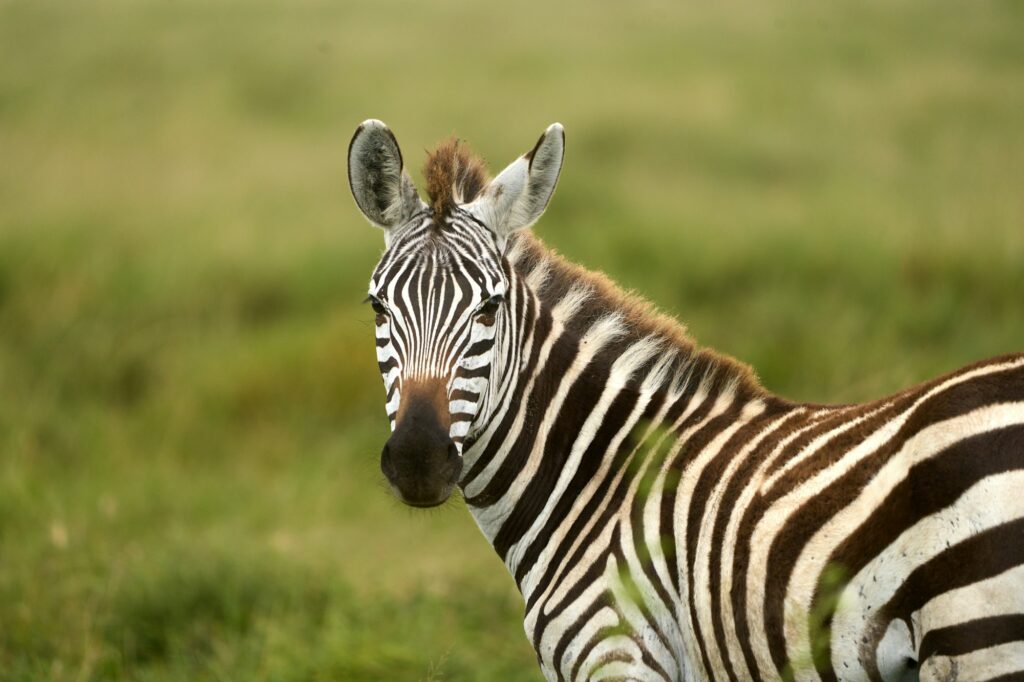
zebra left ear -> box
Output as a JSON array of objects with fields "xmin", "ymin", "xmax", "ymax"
[
  {"xmin": 467, "ymin": 123, "xmax": 564, "ymax": 238},
  {"xmin": 348, "ymin": 119, "xmax": 425, "ymax": 237}
]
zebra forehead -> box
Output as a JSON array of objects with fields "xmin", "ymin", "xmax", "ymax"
[
  {"xmin": 384, "ymin": 213, "xmax": 496, "ymax": 252},
  {"xmin": 372, "ymin": 245, "xmax": 501, "ymax": 293},
  {"xmin": 374, "ymin": 221, "xmax": 503, "ymax": 287}
]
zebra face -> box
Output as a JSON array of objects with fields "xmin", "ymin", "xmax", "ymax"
[
  {"xmin": 367, "ymin": 221, "xmax": 507, "ymax": 506},
  {"xmin": 348, "ymin": 119, "xmax": 564, "ymax": 507}
]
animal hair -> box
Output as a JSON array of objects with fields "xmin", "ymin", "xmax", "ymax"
[
  {"xmin": 510, "ymin": 232, "xmax": 765, "ymax": 401},
  {"xmin": 422, "ymin": 138, "xmax": 490, "ymax": 217}
]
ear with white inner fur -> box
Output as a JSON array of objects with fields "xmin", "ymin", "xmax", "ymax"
[
  {"xmin": 466, "ymin": 123, "xmax": 564, "ymax": 238},
  {"xmin": 348, "ymin": 119, "xmax": 425, "ymax": 234}
]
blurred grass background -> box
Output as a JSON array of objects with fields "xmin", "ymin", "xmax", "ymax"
[{"xmin": 0, "ymin": 0, "xmax": 1022, "ymax": 679}]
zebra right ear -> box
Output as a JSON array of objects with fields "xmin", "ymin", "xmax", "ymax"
[
  {"xmin": 348, "ymin": 119, "xmax": 425, "ymax": 235},
  {"xmin": 466, "ymin": 123, "xmax": 564, "ymax": 240}
]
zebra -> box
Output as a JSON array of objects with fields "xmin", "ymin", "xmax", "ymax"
[{"xmin": 347, "ymin": 119, "xmax": 1024, "ymax": 681}]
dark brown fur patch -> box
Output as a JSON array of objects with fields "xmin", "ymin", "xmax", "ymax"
[
  {"xmin": 396, "ymin": 378, "xmax": 452, "ymax": 429},
  {"xmin": 423, "ymin": 137, "xmax": 490, "ymax": 216}
]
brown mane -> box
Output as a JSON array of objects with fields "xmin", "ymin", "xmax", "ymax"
[
  {"xmin": 510, "ymin": 231, "xmax": 765, "ymax": 400},
  {"xmin": 422, "ymin": 137, "xmax": 490, "ymax": 217}
]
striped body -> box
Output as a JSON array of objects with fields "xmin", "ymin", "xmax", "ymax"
[
  {"xmin": 459, "ymin": 233, "xmax": 1024, "ymax": 681},
  {"xmin": 347, "ymin": 121, "xmax": 1024, "ymax": 680}
]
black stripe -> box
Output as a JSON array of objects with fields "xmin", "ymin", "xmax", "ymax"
[
  {"xmin": 465, "ymin": 322, "xmax": 579, "ymax": 509},
  {"xmin": 684, "ymin": 407, "xmax": 777, "ymax": 680},
  {"xmin": 454, "ymin": 364, "xmax": 491, "ymax": 381},
  {"xmin": 730, "ymin": 396, "xmax": 920, "ymax": 681},
  {"xmin": 450, "ymin": 389, "xmax": 480, "ymax": 403},
  {"xmin": 919, "ymin": 614, "xmax": 1024, "ymax": 664},
  {"xmin": 628, "ymin": 370, "xmax": 694, "ymax": 620},
  {"xmin": 531, "ymin": 384, "xmax": 673, "ymax": 644},
  {"xmin": 874, "ymin": 519, "xmax": 1024, "ymax": 665},
  {"xmin": 460, "ymin": 292, "xmax": 544, "ymax": 487},
  {"xmin": 516, "ymin": 388, "xmax": 650, "ymax": 594},
  {"xmin": 495, "ymin": 341, "xmax": 634, "ymax": 567},
  {"xmin": 463, "ymin": 339, "xmax": 495, "ymax": 358}
]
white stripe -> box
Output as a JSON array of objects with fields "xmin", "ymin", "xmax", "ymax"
[{"xmin": 920, "ymin": 563, "xmax": 1024, "ymax": 631}]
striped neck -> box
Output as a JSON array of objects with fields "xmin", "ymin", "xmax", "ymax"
[{"xmin": 459, "ymin": 233, "xmax": 770, "ymax": 594}]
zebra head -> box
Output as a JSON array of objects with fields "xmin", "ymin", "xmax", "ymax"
[{"xmin": 348, "ymin": 120, "xmax": 564, "ymax": 507}]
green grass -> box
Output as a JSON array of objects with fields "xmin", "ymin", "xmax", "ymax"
[{"xmin": 1, "ymin": 0, "xmax": 1022, "ymax": 679}]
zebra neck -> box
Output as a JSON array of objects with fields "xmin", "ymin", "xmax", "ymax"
[{"xmin": 460, "ymin": 232, "xmax": 773, "ymax": 597}]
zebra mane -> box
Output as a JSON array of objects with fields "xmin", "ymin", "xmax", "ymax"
[
  {"xmin": 422, "ymin": 137, "xmax": 490, "ymax": 217},
  {"xmin": 511, "ymin": 232, "xmax": 765, "ymax": 398}
]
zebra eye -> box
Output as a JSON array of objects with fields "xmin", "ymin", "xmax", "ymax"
[
  {"xmin": 475, "ymin": 294, "xmax": 504, "ymax": 323},
  {"xmin": 478, "ymin": 294, "xmax": 504, "ymax": 315},
  {"xmin": 365, "ymin": 295, "xmax": 387, "ymax": 317}
]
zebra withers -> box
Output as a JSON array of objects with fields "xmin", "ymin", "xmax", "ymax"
[{"xmin": 347, "ymin": 119, "xmax": 1024, "ymax": 681}]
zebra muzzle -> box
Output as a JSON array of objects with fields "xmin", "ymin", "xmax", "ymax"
[{"xmin": 381, "ymin": 388, "xmax": 463, "ymax": 508}]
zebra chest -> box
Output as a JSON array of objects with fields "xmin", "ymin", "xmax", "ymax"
[{"xmin": 521, "ymin": 551, "xmax": 690, "ymax": 682}]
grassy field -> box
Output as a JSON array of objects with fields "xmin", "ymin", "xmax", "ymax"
[{"xmin": 1, "ymin": 0, "xmax": 1022, "ymax": 679}]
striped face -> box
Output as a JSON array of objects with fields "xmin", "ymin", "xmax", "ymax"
[
  {"xmin": 348, "ymin": 119, "xmax": 564, "ymax": 507},
  {"xmin": 368, "ymin": 211, "xmax": 508, "ymax": 450}
]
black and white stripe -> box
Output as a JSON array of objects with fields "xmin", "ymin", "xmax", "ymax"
[
  {"xmin": 459, "ymin": 231, "xmax": 1024, "ymax": 680},
  {"xmin": 371, "ymin": 210, "xmax": 509, "ymax": 448}
]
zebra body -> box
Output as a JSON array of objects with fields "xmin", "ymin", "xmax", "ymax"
[{"xmin": 348, "ymin": 120, "xmax": 1024, "ymax": 681}]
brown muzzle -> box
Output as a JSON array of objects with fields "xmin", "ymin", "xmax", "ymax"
[{"xmin": 380, "ymin": 380, "xmax": 462, "ymax": 507}]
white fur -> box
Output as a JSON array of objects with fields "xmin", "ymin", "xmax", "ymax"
[{"xmin": 465, "ymin": 123, "xmax": 565, "ymax": 238}]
